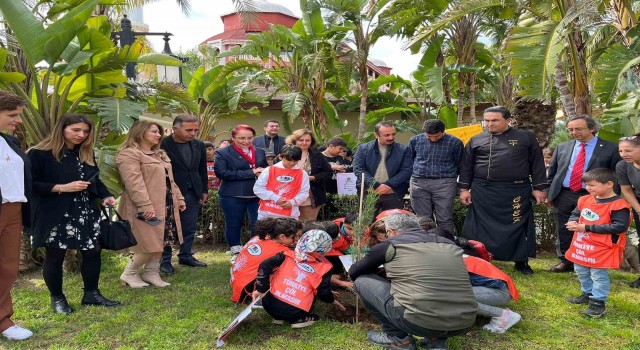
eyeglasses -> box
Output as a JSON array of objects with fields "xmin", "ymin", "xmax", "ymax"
[
  {"xmin": 567, "ymin": 127, "xmax": 587, "ymax": 132},
  {"xmin": 620, "ymin": 136, "xmax": 640, "ymax": 142},
  {"xmin": 235, "ymin": 136, "xmax": 254, "ymax": 141}
]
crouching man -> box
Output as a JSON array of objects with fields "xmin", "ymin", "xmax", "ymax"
[{"xmin": 348, "ymin": 214, "xmax": 477, "ymax": 350}]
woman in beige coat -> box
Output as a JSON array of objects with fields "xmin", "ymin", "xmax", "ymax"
[{"xmin": 116, "ymin": 120, "xmax": 186, "ymax": 288}]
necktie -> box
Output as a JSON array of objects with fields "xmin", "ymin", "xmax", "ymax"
[
  {"xmin": 569, "ymin": 143, "xmax": 586, "ymax": 191},
  {"xmin": 268, "ymin": 137, "xmax": 274, "ymax": 152}
]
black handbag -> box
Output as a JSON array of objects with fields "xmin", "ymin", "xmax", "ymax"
[{"xmin": 99, "ymin": 206, "xmax": 137, "ymax": 250}]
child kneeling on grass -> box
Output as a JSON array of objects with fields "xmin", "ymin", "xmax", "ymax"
[
  {"xmin": 253, "ymin": 145, "xmax": 309, "ymax": 220},
  {"xmin": 252, "ymin": 230, "xmax": 346, "ymax": 328},
  {"xmin": 565, "ymin": 168, "xmax": 631, "ymax": 318},
  {"xmin": 230, "ymin": 218, "xmax": 302, "ymax": 304}
]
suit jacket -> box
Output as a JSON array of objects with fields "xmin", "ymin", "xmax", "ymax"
[
  {"xmin": 28, "ymin": 148, "xmax": 112, "ymax": 247},
  {"xmin": 161, "ymin": 136, "xmax": 208, "ymax": 198},
  {"xmin": 214, "ymin": 145, "xmax": 268, "ymax": 197},
  {"xmin": 547, "ymin": 138, "xmax": 621, "ymax": 201},
  {"xmin": 253, "ymin": 134, "xmax": 286, "ymax": 156},
  {"xmin": 0, "ymin": 133, "xmax": 31, "ymax": 224}
]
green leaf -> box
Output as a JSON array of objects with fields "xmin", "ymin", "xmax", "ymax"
[
  {"xmin": 0, "ymin": 1, "xmax": 47, "ymax": 65},
  {"xmin": 593, "ymin": 43, "xmax": 640, "ymax": 105},
  {"xmin": 504, "ymin": 20, "xmax": 564, "ymax": 98},
  {"xmin": 87, "ymin": 97, "xmax": 148, "ymax": 132},
  {"xmin": 368, "ymin": 74, "xmax": 411, "ymax": 93},
  {"xmin": 282, "ymin": 92, "xmax": 308, "ymax": 121},
  {"xmin": 600, "ymin": 91, "xmax": 640, "ymax": 138},
  {"xmin": 43, "ymin": 0, "xmax": 100, "ymax": 65},
  {"xmin": 424, "ymin": 67, "xmax": 444, "ymax": 105},
  {"xmin": 0, "ymin": 72, "xmax": 27, "ymax": 83},
  {"xmin": 137, "ymin": 53, "xmax": 183, "ymax": 66},
  {"xmin": 438, "ymin": 105, "xmax": 457, "ymax": 129}
]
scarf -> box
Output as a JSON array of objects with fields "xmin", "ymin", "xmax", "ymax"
[
  {"xmin": 232, "ymin": 143, "xmax": 256, "ymax": 168},
  {"xmin": 294, "ymin": 229, "xmax": 333, "ymax": 262}
]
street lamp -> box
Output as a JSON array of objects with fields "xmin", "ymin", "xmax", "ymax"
[{"xmin": 111, "ymin": 15, "xmax": 187, "ymax": 85}]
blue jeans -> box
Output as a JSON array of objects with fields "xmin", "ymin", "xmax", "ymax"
[
  {"xmin": 162, "ymin": 191, "xmax": 200, "ymax": 264},
  {"xmin": 219, "ymin": 195, "xmax": 259, "ymax": 247},
  {"xmin": 574, "ymin": 264, "xmax": 610, "ymax": 302},
  {"xmin": 353, "ymin": 274, "xmax": 470, "ymax": 339}
]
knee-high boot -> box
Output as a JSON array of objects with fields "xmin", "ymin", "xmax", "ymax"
[
  {"xmin": 119, "ymin": 253, "xmax": 150, "ymax": 288},
  {"xmin": 141, "ymin": 253, "xmax": 171, "ymax": 287}
]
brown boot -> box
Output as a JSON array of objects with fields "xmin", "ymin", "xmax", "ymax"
[
  {"xmin": 119, "ymin": 254, "xmax": 150, "ymax": 288},
  {"xmin": 141, "ymin": 253, "xmax": 171, "ymax": 287}
]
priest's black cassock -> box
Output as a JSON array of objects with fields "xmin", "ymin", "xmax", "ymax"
[{"xmin": 458, "ymin": 127, "xmax": 548, "ymax": 262}]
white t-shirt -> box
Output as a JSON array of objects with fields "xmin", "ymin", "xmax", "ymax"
[{"xmin": 0, "ymin": 136, "xmax": 27, "ymax": 203}]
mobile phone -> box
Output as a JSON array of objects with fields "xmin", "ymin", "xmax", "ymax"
[
  {"xmin": 85, "ymin": 172, "xmax": 99, "ymax": 183},
  {"xmin": 136, "ymin": 213, "xmax": 162, "ymax": 226}
]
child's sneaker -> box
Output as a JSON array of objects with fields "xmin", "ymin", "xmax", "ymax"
[
  {"xmin": 582, "ymin": 298, "xmax": 606, "ymax": 318},
  {"xmin": 271, "ymin": 318, "xmax": 284, "ymax": 325},
  {"xmin": 482, "ymin": 309, "xmax": 521, "ymax": 334},
  {"xmin": 567, "ymin": 292, "xmax": 592, "ymax": 304},
  {"xmin": 367, "ymin": 331, "xmax": 417, "ymax": 349},
  {"xmin": 291, "ymin": 314, "xmax": 320, "ymax": 329},
  {"xmin": 251, "ymin": 298, "xmax": 263, "ymax": 309}
]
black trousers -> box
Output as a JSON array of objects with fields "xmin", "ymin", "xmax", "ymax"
[
  {"xmin": 375, "ymin": 193, "xmax": 405, "ymax": 215},
  {"xmin": 261, "ymin": 293, "xmax": 315, "ymax": 322},
  {"xmin": 552, "ymin": 188, "xmax": 587, "ymax": 262},
  {"xmin": 43, "ymin": 247, "xmax": 101, "ymax": 296}
]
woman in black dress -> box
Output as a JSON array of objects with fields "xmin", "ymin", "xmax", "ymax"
[{"xmin": 29, "ymin": 114, "xmax": 119, "ymax": 314}]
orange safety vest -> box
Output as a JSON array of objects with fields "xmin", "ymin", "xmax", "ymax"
[
  {"xmin": 270, "ymin": 250, "xmax": 333, "ymax": 312},
  {"xmin": 565, "ymin": 195, "xmax": 630, "ymax": 269},
  {"xmin": 230, "ymin": 236, "xmax": 289, "ymax": 302},
  {"xmin": 258, "ymin": 166, "xmax": 304, "ymax": 217},
  {"xmin": 463, "ymin": 255, "xmax": 519, "ymax": 301},
  {"xmin": 326, "ymin": 218, "xmax": 354, "ymax": 257}
]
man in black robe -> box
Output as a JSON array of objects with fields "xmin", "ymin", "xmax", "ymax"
[{"xmin": 458, "ymin": 106, "xmax": 548, "ymax": 274}]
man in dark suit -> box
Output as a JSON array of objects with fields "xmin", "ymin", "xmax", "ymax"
[
  {"xmin": 160, "ymin": 115, "xmax": 209, "ymax": 273},
  {"xmin": 547, "ymin": 115, "xmax": 621, "ymax": 272},
  {"xmin": 252, "ymin": 119, "xmax": 286, "ymax": 157}
]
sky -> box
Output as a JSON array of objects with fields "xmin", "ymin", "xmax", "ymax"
[{"xmin": 141, "ymin": 0, "xmax": 421, "ymax": 79}]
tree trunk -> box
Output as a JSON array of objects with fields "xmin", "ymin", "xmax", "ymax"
[
  {"xmin": 469, "ymin": 73, "xmax": 477, "ymax": 122},
  {"xmin": 457, "ymin": 75, "xmax": 466, "ymax": 125},
  {"xmin": 571, "ymin": 31, "xmax": 591, "ymax": 116},
  {"xmin": 554, "ymin": 60, "xmax": 576, "ymax": 119},
  {"xmin": 513, "ymin": 98, "xmax": 557, "ymax": 148}
]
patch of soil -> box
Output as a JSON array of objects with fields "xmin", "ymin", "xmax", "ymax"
[{"xmin": 325, "ymin": 287, "xmax": 377, "ymax": 326}]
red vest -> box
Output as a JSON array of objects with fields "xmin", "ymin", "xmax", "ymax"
[
  {"xmin": 259, "ymin": 166, "xmax": 304, "ymax": 217},
  {"xmin": 463, "ymin": 255, "xmax": 519, "ymax": 301},
  {"xmin": 326, "ymin": 218, "xmax": 354, "ymax": 257},
  {"xmin": 270, "ymin": 250, "xmax": 333, "ymax": 311},
  {"xmin": 230, "ymin": 236, "xmax": 288, "ymax": 302},
  {"xmin": 565, "ymin": 195, "xmax": 630, "ymax": 269}
]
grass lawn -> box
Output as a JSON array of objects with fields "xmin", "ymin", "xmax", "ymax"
[{"xmin": 2, "ymin": 245, "xmax": 640, "ymax": 350}]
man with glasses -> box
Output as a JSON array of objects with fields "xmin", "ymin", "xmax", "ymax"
[{"xmin": 547, "ymin": 115, "xmax": 621, "ymax": 272}]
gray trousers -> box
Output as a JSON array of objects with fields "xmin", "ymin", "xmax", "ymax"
[
  {"xmin": 472, "ymin": 286, "xmax": 511, "ymax": 317},
  {"xmin": 410, "ymin": 177, "xmax": 457, "ymax": 234},
  {"xmin": 354, "ymin": 274, "xmax": 470, "ymax": 339}
]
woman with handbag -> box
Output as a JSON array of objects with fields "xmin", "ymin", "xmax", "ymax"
[
  {"xmin": 116, "ymin": 120, "xmax": 185, "ymax": 288},
  {"xmin": 28, "ymin": 113, "xmax": 119, "ymax": 315}
]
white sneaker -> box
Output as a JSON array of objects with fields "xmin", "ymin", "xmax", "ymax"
[
  {"xmin": 483, "ymin": 309, "xmax": 521, "ymax": 334},
  {"xmin": 2, "ymin": 325, "xmax": 33, "ymax": 340}
]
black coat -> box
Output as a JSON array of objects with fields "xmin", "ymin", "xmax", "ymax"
[
  {"xmin": 161, "ymin": 136, "xmax": 208, "ymax": 199},
  {"xmin": 306, "ymin": 149, "xmax": 333, "ymax": 207},
  {"xmin": 214, "ymin": 146, "xmax": 268, "ymax": 197},
  {"xmin": 253, "ymin": 134, "xmax": 286, "ymax": 156},
  {"xmin": 28, "ymin": 149, "xmax": 111, "ymax": 248},
  {"xmin": 0, "ymin": 133, "xmax": 31, "ymax": 225}
]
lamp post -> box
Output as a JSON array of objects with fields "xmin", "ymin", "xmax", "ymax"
[
  {"xmin": 111, "ymin": 15, "xmax": 187, "ymax": 84},
  {"xmin": 157, "ymin": 34, "xmax": 189, "ymax": 85}
]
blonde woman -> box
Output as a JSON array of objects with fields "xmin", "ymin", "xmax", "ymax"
[
  {"xmin": 285, "ymin": 129, "xmax": 332, "ymax": 221},
  {"xmin": 29, "ymin": 114, "xmax": 119, "ymax": 314},
  {"xmin": 116, "ymin": 120, "xmax": 185, "ymax": 288}
]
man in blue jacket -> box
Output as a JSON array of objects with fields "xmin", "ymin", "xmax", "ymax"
[{"xmin": 353, "ymin": 121, "xmax": 413, "ymax": 213}]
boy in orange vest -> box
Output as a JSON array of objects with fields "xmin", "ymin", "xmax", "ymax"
[
  {"xmin": 253, "ymin": 145, "xmax": 310, "ymax": 220},
  {"xmin": 565, "ymin": 168, "xmax": 631, "ymax": 317},
  {"xmin": 252, "ymin": 230, "xmax": 346, "ymax": 328}
]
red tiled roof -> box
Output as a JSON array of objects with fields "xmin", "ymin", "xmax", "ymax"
[{"xmin": 201, "ymin": 29, "xmax": 248, "ymax": 44}]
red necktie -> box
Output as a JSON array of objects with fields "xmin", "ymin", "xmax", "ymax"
[{"xmin": 569, "ymin": 143, "xmax": 586, "ymax": 191}]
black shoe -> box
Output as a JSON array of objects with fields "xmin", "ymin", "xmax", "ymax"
[
  {"xmin": 291, "ymin": 314, "xmax": 320, "ymax": 329},
  {"xmin": 514, "ymin": 261, "xmax": 534, "ymax": 275},
  {"xmin": 51, "ymin": 295, "xmax": 74, "ymax": 315},
  {"xmin": 630, "ymin": 277, "xmax": 640, "ymax": 288},
  {"xmin": 81, "ymin": 289, "xmax": 121, "ymax": 307},
  {"xmin": 178, "ymin": 258, "xmax": 207, "ymax": 268},
  {"xmin": 550, "ymin": 261, "xmax": 574, "ymax": 273},
  {"xmin": 582, "ymin": 298, "xmax": 606, "ymax": 318},
  {"xmin": 160, "ymin": 262, "xmax": 175, "ymax": 274},
  {"xmin": 567, "ymin": 292, "xmax": 592, "ymax": 304}
]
